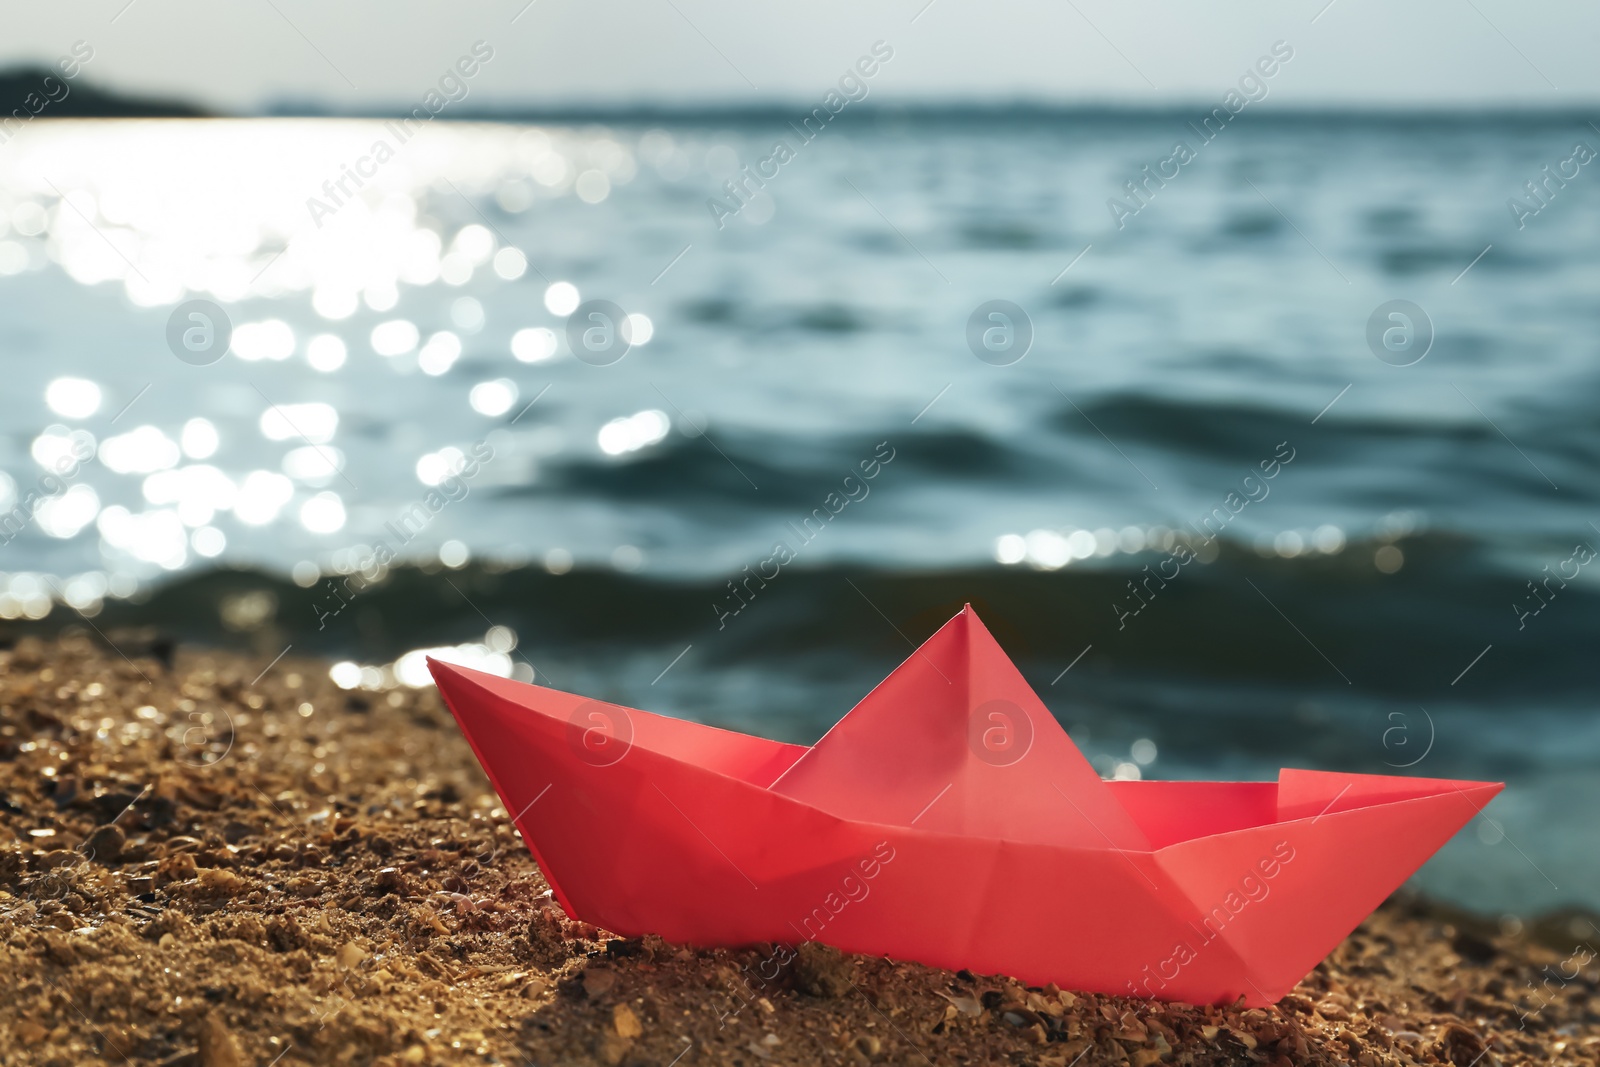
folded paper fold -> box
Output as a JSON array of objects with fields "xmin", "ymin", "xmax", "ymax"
[
  {"xmin": 769, "ymin": 606, "xmax": 1149, "ymax": 849},
  {"xmin": 428, "ymin": 606, "xmax": 1500, "ymax": 1005}
]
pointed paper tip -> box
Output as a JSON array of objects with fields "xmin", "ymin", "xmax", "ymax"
[
  {"xmin": 426, "ymin": 657, "xmax": 486, "ymax": 691},
  {"xmin": 1467, "ymin": 780, "xmax": 1507, "ymax": 808},
  {"xmin": 954, "ymin": 602, "xmax": 996, "ymax": 640}
]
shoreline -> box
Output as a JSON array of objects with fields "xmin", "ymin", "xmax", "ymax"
[{"xmin": 1, "ymin": 635, "xmax": 1596, "ymax": 1066}]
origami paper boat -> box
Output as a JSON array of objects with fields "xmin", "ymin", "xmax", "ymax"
[{"xmin": 428, "ymin": 606, "xmax": 1500, "ymax": 1006}]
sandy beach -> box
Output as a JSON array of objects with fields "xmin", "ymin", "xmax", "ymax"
[{"xmin": 1, "ymin": 634, "xmax": 1596, "ymax": 1066}]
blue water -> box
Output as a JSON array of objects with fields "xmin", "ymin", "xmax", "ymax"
[{"xmin": 1, "ymin": 111, "xmax": 1597, "ymax": 918}]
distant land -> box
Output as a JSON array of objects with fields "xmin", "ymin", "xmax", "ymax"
[{"xmin": 0, "ymin": 66, "xmax": 207, "ymax": 118}]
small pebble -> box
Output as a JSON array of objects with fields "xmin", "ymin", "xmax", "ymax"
[
  {"xmin": 583, "ymin": 964, "xmax": 618, "ymax": 999},
  {"xmin": 612, "ymin": 1003, "xmax": 642, "ymax": 1039},
  {"xmin": 82, "ymin": 824, "xmax": 125, "ymax": 865},
  {"xmin": 197, "ymin": 1012, "xmax": 244, "ymax": 1067}
]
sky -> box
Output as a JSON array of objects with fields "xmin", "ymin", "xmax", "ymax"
[{"xmin": 3, "ymin": 0, "xmax": 1596, "ymax": 112}]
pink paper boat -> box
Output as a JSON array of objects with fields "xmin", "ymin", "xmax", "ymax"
[{"xmin": 428, "ymin": 606, "xmax": 1500, "ymax": 1005}]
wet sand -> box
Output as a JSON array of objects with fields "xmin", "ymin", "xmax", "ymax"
[{"xmin": 1, "ymin": 634, "xmax": 1596, "ymax": 1066}]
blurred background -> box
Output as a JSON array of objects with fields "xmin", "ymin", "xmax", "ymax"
[{"xmin": 2, "ymin": 0, "xmax": 1598, "ymax": 922}]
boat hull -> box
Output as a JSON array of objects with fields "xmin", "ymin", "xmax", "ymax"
[{"xmin": 430, "ymin": 660, "xmax": 1501, "ymax": 1006}]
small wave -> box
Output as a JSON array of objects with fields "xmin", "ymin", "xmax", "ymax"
[
  {"xmin": 958, "ymin": 220, "xmax": 1047, "ymax": 249},
  {"xmin": 1219, "ymin": 211, "xmax": 1282, "ymax": 238},
  {"xmin": 530, "ymin": 426, "xmax": 1056, "ymax": 508},
  {"xmin": 790, "ymin": 304, "xmax": 868, "ymax": 333},
  {"xmin": 14, "ymin": 532, "xmax": 1598, "ymax": 702}
]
